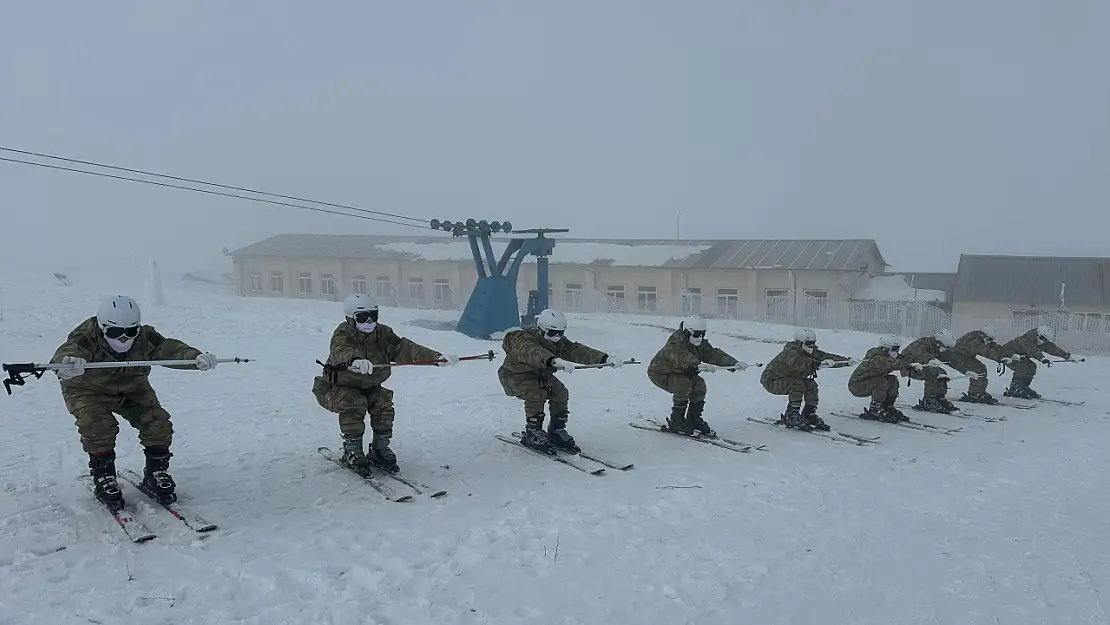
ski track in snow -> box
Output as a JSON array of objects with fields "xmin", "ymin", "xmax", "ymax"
[{"xmin": 2, "ymin": 269, "xmax": 1110, "ymax": 624}]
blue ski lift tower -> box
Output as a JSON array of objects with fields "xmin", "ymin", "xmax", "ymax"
[{"xmin": 429, "ymin": 219, "xmax": 569, "ymax": 339}]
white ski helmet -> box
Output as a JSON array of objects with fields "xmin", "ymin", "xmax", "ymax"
[
  {"xmin": 536, "ymin": 309, "xmax": 568, "ymax": 341},
  {"xmin": 794, "ymin": 327, "xmax": 817, "ymax": 343},
  {"xmin": 680, "ymin": 315, "xmax": 708, "ymax": 345},
  {"xmin": 981, "ymin": 324, "xmax": 998, "ymax": 342},
  {"xmin": 97, "ymin": 295, "xmax": 141, "ymax": 329},
  {"xmin": 1036, "ymin": 325, "xmax": 1055, "ymax": 343},
  {"xmin": 878, "ymin": 334, "xmax": 901, "ymax": 349},
  {"xmin": 935, "ymin": 328, "xmax": 956, "ymax": 348},
  {"xmin": 343, "ymin": 293, "xmax": 379, "ymax": 319}
]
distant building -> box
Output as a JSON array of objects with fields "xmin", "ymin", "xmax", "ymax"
[
  {"xmin": 952, "ymin": 254, "xmax": 1110, "ymax": 333},
  {"xmin": 228, "ymin": 234, "xmax": 889, "ymax": 319}
]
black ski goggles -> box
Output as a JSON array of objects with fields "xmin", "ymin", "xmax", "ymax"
[
  {"xmin": 800, "ymin": 340, "xmax": 816, "ymax": 349},
  {"xmin": 104, "ymin": 325, "xmax": 139, "ymax": 340},
  {"xmin": 687, "ymin": 330, "xmax": 706, "ymax": 339},
  {"xmin": 543, "ymin": 328, "xmax": 565, "ymax": 338},
  {"xmin": 352, "ymin": 310, "xmax": 379, "ymax": 324}
]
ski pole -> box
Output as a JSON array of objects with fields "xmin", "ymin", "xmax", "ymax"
[
  {"xmin": 3, "ymin": 358, "xmax": 254, "ymax": 395},
  {"xmin": 337, "ymin": 350, "xmax": 497, "ymax": 372},
  {"xmin": 573, "ymin": 358, "xmax": 642, "ymax": 370}
]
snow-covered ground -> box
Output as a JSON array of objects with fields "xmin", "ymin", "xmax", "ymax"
[{"xmin": 2, "ymin": 268, "xmax": 1109, "ymax": 624}]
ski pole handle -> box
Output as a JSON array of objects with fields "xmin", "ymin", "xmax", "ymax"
[{"xmin": 720, "ymin": 362, "xmax": 763, "ymax": 372}]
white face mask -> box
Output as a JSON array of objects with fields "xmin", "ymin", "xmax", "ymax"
[
  {"xmin": 356, "ymin": 322, "xmax": 377, "ymax": 334},
  {"xmin": 543, "ymin": 333, "xmax": 563, "ymax": 343},
  {"xmin": 801, "ymin": 343, "xmax": 815, "ymax": 354},
  {"xmin": 106, "ymin": 336, "xmax": 135, "ymax": 353},
  {"xmin": 689, "ymin": 336, "xmax": 704, "ymax": 347},
  {"xmin": 888, "ymin": 348, "xmax": 899, "ymax": 357}
]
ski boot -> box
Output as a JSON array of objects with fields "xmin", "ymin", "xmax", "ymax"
[
  {"xmin": 547, "ymin": 413, "xmax": 580, "ymax": 453},
  {"xmin": 860, "ymin": 405, "xmax": 900, "ymax": 424},
  {"xmin": 521, "ymin": 414, "xmax": 557, "ymax": 455},
  {"xmin": 960, "ymin": 391, "xmax": 998, "ymax": 405},
  {"xmin": 780, "ymin": 405, "xmax": 809, "ymax": 430},
  {"xmin": 936, "ymin": 396, "xmax": 958, "ymax": 413},
  {"xmin": 369, "ymin": 434, "xmax": 399, "ymax": 473},
  {"xmin": 686, "ymin": 400, "xmax": 716, "ymax": 438},
  {"xmin": 89, "ymin": 450, "xmax": 124, "ymax": 510},
  {"xmin": 916, "ymin": 396, "xmax": 950, "ymax": 414},
  {"xmin": 883, "ymin": 400, "xmax": 909, "ymax": 422},
  {"xmin": 141, "ymin": 446, "xmax": 177, "ymax": 505},
  {"xmin": 341, "ymin": 436, "xmax": 372, "ymax": 476},
  {"xmin": 801, "ymin": 404, "xmax": 830, "ymax": 431},
  {"xmin": 1004, "ymin": 383, "xmax": 1040, "ymax": 400},
  {"xmin": 663, "ymin": 401, "xmax": 695, "ymax": 436}
]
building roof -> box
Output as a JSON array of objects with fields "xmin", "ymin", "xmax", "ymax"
[
  {"xmin": 953, "ymin": 254, "xmax": 1110, "ymax": 308},
  {"xmin": 230, "ymin": 234, "xmax": 888, "ymax": 272},
  {"xmin": 854, "ymin": 275, "xmax": 947, "ymax": 302},
  {"xmin": 882, "ymin": 272, "xmax": 957, "ymax": 294}
]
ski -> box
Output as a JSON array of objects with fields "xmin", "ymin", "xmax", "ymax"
[
  {"xmin": 81, "ymin": 477, "xmax": 156, "ymax": 543},
  {"xmin": 116, "ymin": 469, "xmax": 218, "ymax": 532},
  {"xmin": 746, "ymin": 417, "xmax": 871, "ymax": 446},
  {"xmin": 629, "ymin": 420, "xmax": 752, "ymax": 452},
  {"xmin": 371, "ymin": 467, "xmax": 448, "ymax": 498},
  {"xmin": 577, "ymin": 450, "xmax": 635, "ymax": 471},
  {"xmin": 640, "ymin": 418, "xmax": 760, "ymax": 451},
  {"xmin": 495, "ymin": 434, "xmax": 606, "ymax": 475},
  {"xmin": 1033, "ymin": 397, "xmax": 1085, "ymax": 407},
  {"xmin": 830, "ymin": 412, "xmax": 961, "ymax": 435},
  {"xmin": 317, "ymin": 447, "xmax": 413, "ymax": 502},
  {"xmin": 957, "ymin": 398, "xmax": 1034, "ymax": 410},
  {"xmin": 900, "ymin": 403, "xmax": 1002, "ymax": 422}
]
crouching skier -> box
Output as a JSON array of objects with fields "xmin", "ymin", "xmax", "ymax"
[
  {"xmin": 760, "ymin": 328, "xmax": 852, "ymax": 431},
  {"xmin": 999, "ymin": 325, "xmax": 1076, "ymax": 400},
  {"xmin": 848, "ymin": 334, "xmax": 910, "ymax": 423},
  {"xmin": 312, "ymin": 294, "xmax": 458, "ymax": 475},
  {"xmin": 498, "ymin": 309, "xmax": 619, "ymax": 455},
  {"xmin": 50, "ymin": 295, "xmax": 220, "ymax": 509},
  {"xmin": 646, "ymin": 315, "xmax": 745, "ymax": 437},
  {"xmin": 900, "ymin": 329, "xmax": 958, "ymax": 413}
]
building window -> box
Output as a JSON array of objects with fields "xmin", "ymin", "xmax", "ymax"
[
  {"xmin": 408, "ymin": 277, "xmax": 425, "ymax": 301},
  {"xmin": 565, "ymin": 283, "xmax": 583, "ymax": 309},
  {"xmin": 352, "ymin": 275, "xmax": 367, "ymax": 295},
  {"xmin": 297, "ymin": 272, "xmax": 312, "ymax": 297},
  {"xmin": 375, "ymin": 275, "xmax": 392, "ymax": 298},
  {"xmin": 248, "ymin": 271, "xmax": 263, "ymax": 292},
  {"xmin": 765, "ymin": 288, "xmax": 789, "ymax": 318},
  {"xmin": 605, "ymin": 285, "xmax": 625, "ymax": 312},
  {"xmin": 637, "ymin": 286, "xmax": 657, "ymax": 312},
  {"xmin": 803, "ymin": 289, "xmax": 828, "ymax": 321},
  {"xmin": 717, "ymin": 288, "xmax": 739, "ymax": 319},
  {"xmin": 321, "ymin": 273, "xmax": 338, "ymax": 298},
  {"xmin": 433, "ymin": 278, "xmax": 451, "ymax": 305},
  {"xmin": 682, "ymin": 287, "xmax": 702, "ymax": 315},
  {"xmin": 269, "ymin": 271, "xmax": 284, "ymax": 293}
]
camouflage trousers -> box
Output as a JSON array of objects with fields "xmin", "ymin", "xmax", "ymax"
[
  {"xmin": 906, "ymin": 366, "xmax": 949, "ymax": 398},
  {"xmin": 498, "ymin": 371, "xmax": 569, "ymax": 419},
  {"xmin": 62, "ymin": 386, "xmax": 173, "ymax": 454},
  {"xmin": 944, "ymin": 353, "xmax": 990, "ymax": 394},
  {"xmin": 647, "ymin": 372, "xmax": 707, "ymax": 404},
  {"xmin": 760, "ymin": 375, "xmax": 819, "ymax": 410},
  {"xmin": 1005, "ymin": 357, "xmax": 1038, "ymax": 386},
  {"xmin": 312, "ymin": 377, "xmax": 395, "ymax": 440},
  {"xmin": 848, "ymin": 374, "xmax": 900, "ymax": 403}
]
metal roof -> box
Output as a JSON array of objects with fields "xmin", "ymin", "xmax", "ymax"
[
  {"xmin": 881, "ymin": 272, "xmax": 957, "ymax": 294},
  {"xmin": 953, "ymin": 255, "xmax": 1110, "ymax": 308},
  {"xmin": 229, "ymin": 234, "xmax": 887, "ymax": 272}
]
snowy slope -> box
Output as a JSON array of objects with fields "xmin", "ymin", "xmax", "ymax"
[{"xmin": 2, "ymin": 269, "xmax": 1109, "ymax": 624}]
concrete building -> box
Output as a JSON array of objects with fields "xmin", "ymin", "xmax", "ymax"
[
  {"xmin": 952, "ymin": 254, "xmax": 1110, "ymax": 332},
  {"xmin": 228, "ymin": 234, "xmax": 889, "ymax": 318}
]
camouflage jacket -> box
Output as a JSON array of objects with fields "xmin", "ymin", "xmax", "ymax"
[
  {"xmin": 1001, "ymin": 329, "xmax": 1071, "ymax": 362},
  {"xmin": 50, "ymin": 316, "xmax": 202, "ymax": 396},
  {"xmin": 848, "ymin": 346, "xmax": 907, "ymax": 385},
  {"xmin": 760, "ymin": 342, "xmax": 847, "ymax": 383},
  {"xmin": 321, "ymin": 321, "xmax": 441, "ymax": 390},
  {"xmin": 498, "ymin": 328, "xmax": 608, "ymax": 381},
  {"xmin": 900, "ymin": 337, "xmax": 946, "ymax": 365},
  {"xmin": 647, "ymin": 330, "xmax": 738, "ymax": 376},
  {"xmin": 952, "ymin": 330, "xmax": 1005, "ymax": 362}
]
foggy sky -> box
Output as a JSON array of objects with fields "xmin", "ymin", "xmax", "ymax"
[{"xmin": 2, "ymin": 0, "xmax": 1107, "ymax": 276}]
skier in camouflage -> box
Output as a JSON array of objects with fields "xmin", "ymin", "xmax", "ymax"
[
  {"xmin": 848, "ymin": 334, "xmax": 910, "ymax": 423},
  {"xmin": 948, "ymin": 325, "xmax": 1007, "ymax": 404},
  {"xmin": 50, "ymin": 295, "xmax": 220, "ymax": 509},
  {"xmin": 647, "ymin": 315, "xmax": 745, "ymax": 437},
  {"xmin": 999, "ymin": 325, "xmax": 1082, "ymax": 399},
  {"xmin": 312, "ymin": 294, "xmax": 458, "ymax": 475},
  {"xmin": 900, "ymin": 329, "xmax": 958, "ymax": 413},
  {"xmin": 760, "ymin": 328, "xmax": 852, "ymax": 431},
  {"xmin": 498, "ymin": 309, "xmax": 619, "ymax": 455}
]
